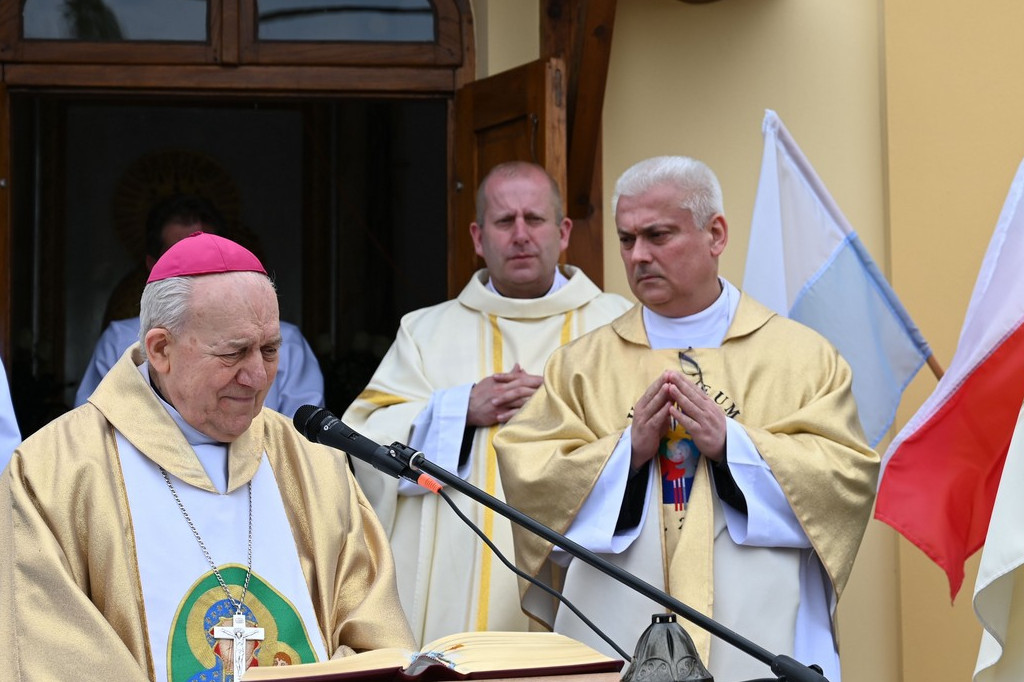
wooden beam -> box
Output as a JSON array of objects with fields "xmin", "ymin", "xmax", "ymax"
[
  {"xmin": 541, "ymin": 0, "xmax": 617, "ymax": 221},
  {"xmin": 3, "ymin": 63, "xmax": 456, "ymax": 94},
  {"xmin": 541, "ymin": 1, "xmax": 617, "ymax": 288}
]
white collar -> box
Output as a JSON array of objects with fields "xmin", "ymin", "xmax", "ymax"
[
  {"xmin": 139, "ymin": 361, "xmax": 231, "ymax": 491},
  {"xmin": 642, "ymin": 279, "xmax": 741, "ymax": 350},
  {"xmin": 485, "ymin": 266, "xmax": 569, "ymax": 297}
]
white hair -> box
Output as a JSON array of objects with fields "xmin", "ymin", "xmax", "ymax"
[
  {"xmin": 139, "ymin": 271, "xmax": 276, "ymax": 345},
  {"xmin": 611, "ymin": 156, "xmax": 724, "ymax": 227}
]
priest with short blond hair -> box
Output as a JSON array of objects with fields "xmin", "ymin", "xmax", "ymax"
[{"xmin": 342, "ymin": 161, "xmax": 632, "ymax": 647}]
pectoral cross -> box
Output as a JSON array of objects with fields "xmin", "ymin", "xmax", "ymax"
[{"xmin": 213, "ymin": 612, "xmax": 265, "ymax": 680}]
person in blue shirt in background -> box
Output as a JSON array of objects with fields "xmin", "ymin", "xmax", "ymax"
[
  {"xmin": 0, "ymin": 355, "xmax": 21, "ymax": 471},
  {"xmin": 75, "ymin": 194, "xmax": 324, "ymax": 416}
]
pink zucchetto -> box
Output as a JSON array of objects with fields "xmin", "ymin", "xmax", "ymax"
[{"xmin": 147, "ymin": 231, "xmax": 267, "ymax": 283}]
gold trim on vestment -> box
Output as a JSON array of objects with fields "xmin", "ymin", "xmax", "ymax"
[{"xmin": 357, "ymin": 390, "xmax": 410, "ymax": 408}]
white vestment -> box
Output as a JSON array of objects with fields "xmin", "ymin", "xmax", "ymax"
[
  {"xmin": 342, "ymin": 266, "xmax": 632, "ymax": 646},
  {"xmin": 120, "ymin": 367, "xmax": 329, "ymax": 681}
]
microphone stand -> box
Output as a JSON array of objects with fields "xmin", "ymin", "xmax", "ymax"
[{"xmin": 387, "ymin": 442, "xmax": 829, "ymax": 682}]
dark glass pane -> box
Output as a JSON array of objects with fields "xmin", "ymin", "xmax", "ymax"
[
  {"xmin": 8, "ymin": 95, "xmax": 447, "ymax": 436},
  {"xmin": 257, "ymin": 0, "xmax": 434, "ymax": 42},
  {"xmin": 23, "ymin": 0, "xmax": 208, "ymax": 42}
]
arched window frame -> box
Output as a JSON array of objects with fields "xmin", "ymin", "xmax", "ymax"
[{"xmin": 1, "ymin": 0, "xmax": 465, "ymax": 70}]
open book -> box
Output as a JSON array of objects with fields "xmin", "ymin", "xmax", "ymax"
[{"xmin": 244, "ymin": 631, "xmax": 623, "ymax": 681}]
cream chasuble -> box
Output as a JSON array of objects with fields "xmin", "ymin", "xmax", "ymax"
[
  {"xmin": 0, "ymin": 347, "xmax": 413, "ymax": 681},
  {"xmin": 343, "ymin": 266, "xmax": 632, "ymax": 647},
  {"xmin": 494, "ymin": 292, "xmax": 879, "ymax": 682}
]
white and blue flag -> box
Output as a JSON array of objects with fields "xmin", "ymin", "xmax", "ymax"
[{"xmin": 742, "ymin": 109, "xmax": 931, "ymax": 446}]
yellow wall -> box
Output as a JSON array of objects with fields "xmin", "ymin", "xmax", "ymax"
[
  {"xmin": 600, "ymin": 1, "xmax": 887, "ymax": 299},
  {"xmin": 884, "ymin": 1, "xmax": 1024, "ymax": 680},
  {"xmin": 471, "ymin": 0, "xmax": 540, "ymax": 79},
  {"xmin": 472, "ymin": 1, "xmax": 1024, "ymax": 680}
]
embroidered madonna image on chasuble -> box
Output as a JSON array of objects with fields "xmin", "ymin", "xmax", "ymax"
[
  {"xmin": 659, "ymin": 421, "xmax": 700, "ymax": 515},
  {"xmin": 122, "ymin": 439, "xmax": 331, "ymax": 682},
  {"xmin": 168, "ymin": 567, "xmax": 320, "ymax": 681},
  {"xmin": 657, "ymin": 349, "xmax": 739, "ymax": 537}
]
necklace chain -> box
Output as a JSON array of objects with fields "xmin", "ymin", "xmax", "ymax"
[{"xmin": 161, "ymin": 468, "xmax": 254, "ymax": 615}]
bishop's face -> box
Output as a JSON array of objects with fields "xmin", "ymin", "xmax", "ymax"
[{"xmin": 148, "ymin": 272, "xmax": 282, "ymax": 442}]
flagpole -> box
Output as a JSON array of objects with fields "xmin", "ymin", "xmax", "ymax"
[{"xmin": 926, "ymin": 353, "xmax": 945, "ymax": 380}]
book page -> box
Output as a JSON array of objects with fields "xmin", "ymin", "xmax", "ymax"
[
  {"xmin": 244, "ymin": 631, "xmax": 621, "ymax": 681},
  {"xmin": 414, "ymin": 631, "xmax": 616, "ymax": 673},
  {"xmin": 245, "ymin": 646, "xmax": 415, "ymax": 680}
]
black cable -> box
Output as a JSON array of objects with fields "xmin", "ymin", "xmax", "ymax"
[{"xmin": 437, "ymin": 487, "xmax": 633, "ymax": 662}]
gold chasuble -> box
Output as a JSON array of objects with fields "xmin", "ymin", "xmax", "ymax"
[
  {"xmin": 0, "ymin": 347, "xmax": 413, "ymax": 681},
  {"xmin": 343, "ymin": 266, "xmax": 632, "ymax": 647},
  {"xmin": 494, "ymin": 296, "xmax": 879, "ymax": 671}
]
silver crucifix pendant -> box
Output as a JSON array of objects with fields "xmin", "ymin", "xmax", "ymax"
[{"xmin": 213, "ymin": 612, "xmax": 265, "ymax": 680}]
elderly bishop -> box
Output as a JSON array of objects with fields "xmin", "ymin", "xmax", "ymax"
[{"xmin": 0, "ymin": 232, "xmax": 414, "ymax": 681}]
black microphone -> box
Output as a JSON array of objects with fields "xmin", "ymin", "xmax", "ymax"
[{"xmin": 293, "ymin": 405, "xmax": 440, "ymax": 492}]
